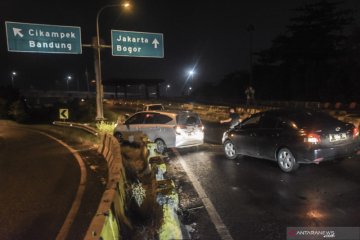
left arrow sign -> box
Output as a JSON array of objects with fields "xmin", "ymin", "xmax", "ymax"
[
  {"xmin": 13, "ymin": 28, "xmax": 23, "ymax": 37},
  {"xmin": 59, "ymin": 109, "xmax": 69, "ymax": 120}
]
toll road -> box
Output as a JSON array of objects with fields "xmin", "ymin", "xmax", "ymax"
[
  {"xmin": 0, "ymin": 124, "xmax": 87, "ymax": 240},
  {"xmin": 172, "ymin": 144, "xmax": 360, "ymax": 240}
]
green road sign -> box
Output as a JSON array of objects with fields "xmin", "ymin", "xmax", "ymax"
[
  {"xmin": 5, "ymin": 21, "xmax": 82, "ymax": 54},
  {"xmin": 59, "ymin": 109, "xmax": 69, "ymax": 120},
  {"xmin": 111, "ymin": 30, "xmax": 164, "ymax": 58}
]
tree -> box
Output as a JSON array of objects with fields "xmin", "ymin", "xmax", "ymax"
[
  {"xmin": 0, "ymin": 86, "xmax": 20, "ymax": 119},
  {"xmin": 339, "ymin": 26, "xmax": 360, "ymax": 101},
  {"xmin": 192, "ymin": 70, "xmax": 250, "ymax": 103},
  {"xmin": 255, "ymin": 0, "xmax": 354, "ymax": 101},
  {"xmin": 8, "ymin": 100, "xmax": 29, "ymax": 123}
]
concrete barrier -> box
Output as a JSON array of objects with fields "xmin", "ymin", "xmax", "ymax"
[
  {"xmin": 84, "ymin": 133, "xmax": 130, "ymax": 239},
  {"xmin": 84, "ymin": 132, "xmax": 184, "ymax": 240},
  {"xmin": 54, "ymin": 120, "xmax": 185, "ymax": 239}
]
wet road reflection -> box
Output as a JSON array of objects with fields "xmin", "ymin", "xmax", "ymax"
[{"xmin": 175, "ymin": 144, "xmax": 360, "ymax": 240}]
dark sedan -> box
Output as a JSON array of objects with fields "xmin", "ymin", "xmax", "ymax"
[{"xmin": 222, "ymin": 109, "xmax": 360, "ymax": 172}]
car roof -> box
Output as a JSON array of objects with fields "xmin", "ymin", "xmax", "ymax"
[
  {"xmin": 262, "ymin": 108, "xmax": 323, "ymax": 116},
  {"xmin": 137, "ymin": 110, "xmax": 198, "ymax": 117},
  {"xmin": 259, "ymin": 108, "xmax": 343, "ymax": 126},
  {"xmin": 143, "ymin": 103, "xmax": 163, "ymax": 106}
]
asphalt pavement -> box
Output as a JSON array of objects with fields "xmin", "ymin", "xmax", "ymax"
[
  {"xmin": 170, "ymin": 141, "xmax": 360, "ymax": 240},
  {"xmin": 0, "ymin": 123, "xmax": 107, "ymax": 240}
]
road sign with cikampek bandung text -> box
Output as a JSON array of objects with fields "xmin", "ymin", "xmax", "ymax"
[
  {"xmin": 5, "ymin": 21, "xmax": 82, "ymax": 54},
  {"xmin": 111, "ymin": 30, "xmax": 164, "ymax": 58}
]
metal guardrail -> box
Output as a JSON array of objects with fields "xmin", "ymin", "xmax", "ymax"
[
  {"xmin": 51, "ymin": 121, "xmax": 125, "ymax": 239},
  {"xmin": 112, "ymin": 99, "xmax": 360, "ymax": 128},
  {"xmin": 52, "ymin": 121, "xmax": 99, "ymax": 136}
]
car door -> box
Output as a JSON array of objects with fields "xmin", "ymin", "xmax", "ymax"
[
  {"xmin": 142, "ymin": 112, "xmax": 159, "ymax": 141},
  {"xmin": 256, "ymin": 114, "xmax": 280, "ymax": 160},
  {"xmin": 154, "ymin": 113, "xmax": 175, "ymax": 145},
  {"xmin": 143, "ymin": 113, "xmax": 175, "ymax": 145},
  {"xmin": 232, "ymin": 114, "xmax": 260, "ymax": 156},
  {"xmin": 124, "ymin": 112, "xmax": 146, "ymax": 132}
]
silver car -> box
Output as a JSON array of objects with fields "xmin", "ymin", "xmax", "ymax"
[{"xmin": 114, "ymin": 110, "xmax": 204, "ymax": 153}]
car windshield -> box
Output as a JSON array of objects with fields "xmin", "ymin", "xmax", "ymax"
[
  {"xmin": 177, "ymin": 113, "xmax": 201, "ymax": 126},
  {"xmin": 147, "ymin": 105, "xmax": 163, "ymax": 110}
]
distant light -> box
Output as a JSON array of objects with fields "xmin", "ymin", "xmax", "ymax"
[
  {"xmin": 12, "ymin": 71, "xmax": 17, "ymax": 76},
  {"xmin": 67, "ymin": 75, "xmax": 72, "ymax": 80},
  {"xmin": 188, "ymin": 70, "xmax": 195, "ymax": 76},
  {"xmin": 122, "ymin": 1, "xmax": 131, "ymax": 8},
  {"xmin": 121, "ymin": 1, "xmax": 132, "ymax": 11},
  {"xmin": 167, "ymin": 84, "xmax": 170, "ymax": 88},
  {"xmin": 81, "ymin": 98, "xmax": 85, "ymax": 102},
  {"xmin": 189, "ymin": 87, "xmax": 192, "ymax": 90},
  {"xmin": 307, "ymin": 210, "xmax": 325, "ymax": 219}
]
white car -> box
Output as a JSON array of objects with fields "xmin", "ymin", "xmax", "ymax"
[
  {"xmin": 142, "ymin": 104, "xmax": 164, "ymax": 111},
  {"xmin": 114, "ymin": 110, "xmax": 204, "ymax": 153}
]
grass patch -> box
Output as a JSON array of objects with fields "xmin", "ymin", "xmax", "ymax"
[{"xmin": 96, "ymin": 121, "xmax": 116, "ymax": 134}]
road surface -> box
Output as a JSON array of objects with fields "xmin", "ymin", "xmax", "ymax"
[
  {"xmin": 0, "ymin": 123, "xmax": 106, "ymax": 240},
  {"xmin": 171, "ymin": 143, "xmax": 360, "ymax": 239}
]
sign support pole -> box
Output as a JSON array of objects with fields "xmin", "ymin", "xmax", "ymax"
[{"xmin": 93, "ymin": 37, "xmax": 104, "ymax": 121}]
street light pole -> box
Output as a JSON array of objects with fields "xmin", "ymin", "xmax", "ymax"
[
  {"xmin": 95, "ymin": 2, "xmax": 131, "ymax": 120},
  {"xmin": 95, "ymin": 5, "xmax": 111, "ymax": 121},
  {"xmin": 11, "ymin": 71, "xmax": 17, "ymax": 87},
  {"xmin": 66, "ymin": 75, "xmax": 72, "ymax": 91},
  {"xmin": 166, "ymin": 84, "xmax": 170, "ymax": 97},
  {"xmin": 188, "ymin": 70, "xmax": 195, "ymax": 81}
]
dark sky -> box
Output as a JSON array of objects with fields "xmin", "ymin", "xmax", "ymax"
[{"xmin": 1, "ymin": 0, "xmax": 359, "ymax": 94}]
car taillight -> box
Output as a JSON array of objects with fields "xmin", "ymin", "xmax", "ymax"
[
  {"xmin": 304, "ymin": 133, "xmax": 321, "ymax": 144},
  {"xmin": 175, "ymin": 126, "xmax": 181, "ymax": 135},
  {"xmin": 353, "ymin": 127, "xmax": 359, "ymax": 138}
]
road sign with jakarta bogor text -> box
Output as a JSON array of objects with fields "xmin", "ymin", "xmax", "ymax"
[
  {"xmin": 111, "ymin": 30, "xmax": 164, "ymax": 58},
  {"xmin": 5, "ymin": 21, "xmax": 82, "ymax": 54}
]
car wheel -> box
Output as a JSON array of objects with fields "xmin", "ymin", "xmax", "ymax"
[
  {"xmin": 155, "ymin": 139, "xmax": 167, "ymax": 154},
  {"xmin": 224, "ymin": 140, "xmax": 237, "ymax": 160},
  {"xmin": 277, "ymin": 148, "xmax": 299, "ymax": 172},
  {"xmin": 114, "ymin": 132, "xmax": 123, "ymax": 143}
]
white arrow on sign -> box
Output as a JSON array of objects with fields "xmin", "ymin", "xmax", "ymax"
[
  {"xmin": 152, "ymin": 38, "xmax": 159, "ymax": 49},
  {"xmin": 13, "ymin": 28, "xmax": 24, "ymax": 38}
]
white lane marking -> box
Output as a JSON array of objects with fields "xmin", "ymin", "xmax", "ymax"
[
  {"xmin": 35, "ymin": 131, "xmax": 87, "ymax": 240},
  {"xmin": 173, "ymin": 149, "xmax": 234, "ymax": 240}
]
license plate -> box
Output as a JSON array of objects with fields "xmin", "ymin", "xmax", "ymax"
[{"xmin": 329, "ymin": 133, "xmax": 347, "ymax": 142}]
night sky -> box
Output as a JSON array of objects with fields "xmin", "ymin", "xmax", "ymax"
[{"xmin": 1, "ymin": 0, "xmax": 359, "ymax": 95}]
